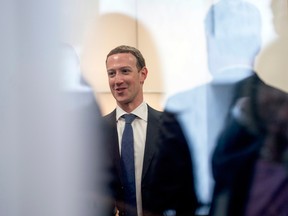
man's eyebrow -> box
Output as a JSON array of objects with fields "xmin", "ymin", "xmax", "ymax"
[
  {"xmin": 119, "ymin": 66, "xmax": 132, "ymax": 70},
  {"xmin": 107, "ymin": 66, "xmax": 133, "ymax": 72}
]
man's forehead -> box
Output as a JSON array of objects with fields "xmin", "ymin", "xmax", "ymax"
[
  {"xmin": 108, "ymin": 52, "xmax": 135, "ymax": 60},
  {"xmin": 107, "ymin": 53, "xmax": 137, "ymax": 66}
]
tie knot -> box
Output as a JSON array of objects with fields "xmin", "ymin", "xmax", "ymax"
[{"xmin": 123, "ymin": 114, "xmax": 137, "ymax": 124}]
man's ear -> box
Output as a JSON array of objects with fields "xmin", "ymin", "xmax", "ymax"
[{"xmin": 140, "ymin": 67, "xmax": 148, "ymax": 84}]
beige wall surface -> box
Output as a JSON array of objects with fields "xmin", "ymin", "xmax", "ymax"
[
  {"xmin": 255, "ymin": 0, "xmax": 288, "ymax": 93},
  {"xmin": 61, "ymin": 0, "xmax": 288, "ymax": 114}
]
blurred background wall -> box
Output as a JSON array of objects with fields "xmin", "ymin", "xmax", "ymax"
[{"xmin": 60, "ymin": 0, "xmax": 287, "ymax": 115}]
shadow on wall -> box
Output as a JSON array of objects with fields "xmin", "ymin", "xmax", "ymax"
[
  {"xmin": 204, "ymin": 0, "xmax": 261, "ymax": 82},
  {"xmin": 255, "ymin": 0, "xmax": 288, "ymax": 93},
  {"xmin": 80, "ymin": 13, "xmax": 163, "ymax": 114}
]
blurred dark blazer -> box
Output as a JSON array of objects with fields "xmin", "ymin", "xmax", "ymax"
[
  {"xmin": 209, "ymin": 117, "xmax": 262, "ymax": 216},
  {"xmin": 209, "ymin": 76, "xmax": 288, "ymax": 216}
]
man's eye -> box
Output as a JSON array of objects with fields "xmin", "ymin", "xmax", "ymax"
[
  {"xmin": 108, "ymin": 71, "xmax": 115, "ymax": 77},
  {"xmin": 122, "ymin": 69, "xmax": 129, "ymax": 74}
]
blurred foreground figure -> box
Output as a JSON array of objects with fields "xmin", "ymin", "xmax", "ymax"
[
  {"xmin": 1, "ymin": 1, "xmax": 114, "ymax": 215},
  {"xmin": 165, "ymin": 1, "xmax": 262, "ymax": 214},
  {"xmin": 61, "ymin": 44, "xmax": 115, "ymax": 216},
  {"xmin": 210, "ymin": 76, "xmax": 288, "ymax": 216}
]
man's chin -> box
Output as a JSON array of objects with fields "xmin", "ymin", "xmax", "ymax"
[{"xmin": 116, "ymin": 97, "xmax": 130, "ymax": 105}]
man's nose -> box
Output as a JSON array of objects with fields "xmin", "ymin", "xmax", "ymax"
[{"xmin": 114, "ymin": 72, "xmax": 124, "ymax": 84}]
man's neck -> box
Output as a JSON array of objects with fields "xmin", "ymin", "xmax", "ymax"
[{"xmin": 118, "ymin": 100, "xmax": 144, "ymax": 113}]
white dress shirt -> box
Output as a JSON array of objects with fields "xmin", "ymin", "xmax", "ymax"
[{"xmin": 116, "ymin": 102, "xmax": 148, "ymax": 216}]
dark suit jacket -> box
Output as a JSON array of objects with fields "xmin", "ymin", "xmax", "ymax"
[
  {"xmin": 103, "ymin": 106, "xmax": 198, "ymax": 216},
  {"xmin": 103, "ymin": 105, "xmax": 162, "ymax": 216},
  {"xmin": 149, "ymin": 111, "xmax": 198, "ymax": 216}
]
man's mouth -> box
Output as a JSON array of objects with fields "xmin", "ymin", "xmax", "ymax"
[{"xmin": 115, "ymin": 87, "xmax": 126, "ymax": 93}]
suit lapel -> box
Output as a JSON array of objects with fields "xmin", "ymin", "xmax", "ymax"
[{"xmin": 142, "ymin": 106, "xmax": 162, "ymax": 180}]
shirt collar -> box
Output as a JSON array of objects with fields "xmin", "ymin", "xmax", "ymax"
[{"xmin": 116, "ymin": 102, "xmax": 148, "ymax": 122}]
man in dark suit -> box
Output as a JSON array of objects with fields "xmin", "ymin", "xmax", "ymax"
[{"xmin": 103, "ymin": 45, "xmax": 198, "ymax": 216}]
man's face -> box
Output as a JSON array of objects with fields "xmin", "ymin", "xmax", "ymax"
[{"xmin": 106, "ymin": 53, "xmax": 147, "ymax": 108}]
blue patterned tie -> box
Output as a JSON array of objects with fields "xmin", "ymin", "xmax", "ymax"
[{"xmin": 121, "ymin": 114, "xmax": 137, "ymax": 216}]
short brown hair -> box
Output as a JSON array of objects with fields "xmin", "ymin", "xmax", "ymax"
[{"xmin": 106, "ymin": 45, "xmax": 146, "ymax": 70}]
